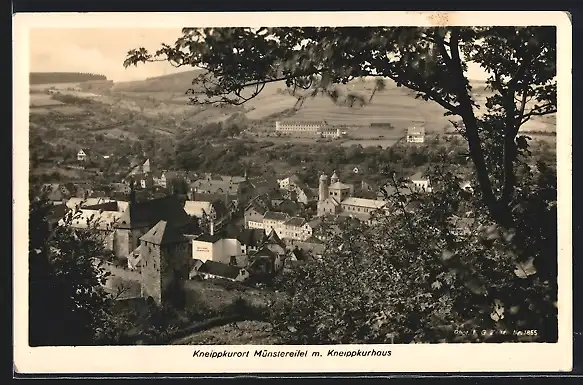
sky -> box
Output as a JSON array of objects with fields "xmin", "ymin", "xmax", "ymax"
[{"xmin": 29, "ymin": 28, "xmax": 490, "ymax": 83}]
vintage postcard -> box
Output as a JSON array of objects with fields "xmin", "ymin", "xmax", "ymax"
[{"xmin": 13, "ymin": 11, "xmax": 572, "ymax": 374}]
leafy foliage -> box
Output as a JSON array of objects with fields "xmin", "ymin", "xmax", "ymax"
[
  {"xmin": 271, "ymin": 160, "xmax": 557, "ymax": 343},
  {"xmin": 29, "ymin": 196, "xmax": 114, "ymax": 345}
]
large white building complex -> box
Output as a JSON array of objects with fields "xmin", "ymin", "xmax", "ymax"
[{"xmin": 275, "ymin": 120, "xmax": 341, "ymax": 138}]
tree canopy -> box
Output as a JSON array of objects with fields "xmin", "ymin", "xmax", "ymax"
[{"xmin": 125, "ymin": 26, "xmax": 556, "ymax": 227}]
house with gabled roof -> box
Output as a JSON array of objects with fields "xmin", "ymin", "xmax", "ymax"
[
  {"xmin": 409, "ymin": 171, "xmax": 432, "ymax": 192},
  {"xmin": 231, "ymin": 228, "xmax": 268, "ymax": 255},
  {"xmin": 77, "ymin": 148, "xmax": 90, "ymax": 162},
  {"xmin": 292, "ymin": 180, "xmax": 317, "ymax": 205},
  {"xmin": 277, "ymin": 174, "xmax": 301, "ymax": 190}
]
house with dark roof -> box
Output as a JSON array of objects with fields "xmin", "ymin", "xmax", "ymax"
[
  {"xmin": 191, "ymin": 260, "xmax": 250, "ymax": 282},
  {"xmin": 292, "ymin": 181, "xmax": 317, "ymax": 205},
  {"xmin": 248, "ymin": 175, "xmax": 279, "ymax": 196},
  {"xmin": 191, "ymin": 226, "xmax": 248, "ymax": 267},
  {"xmin": 284, "ymin": 246, "xmax": 315, "ymax": 270},
  {"xmin": 244, "ymin": 199, "xmax": 268, "ymax": 228},
  {"xmin": 112, "ymin": 195, "xmax": 195, "ymax": 259},
  {"xmin": 190, "ymin": 174, "xmax": 253, "ymax": 201},
  {"xmin": 247, "ymin": 246, "xmax": 285, "ymax": 278},
  {"xmin": 41, "ymin": 183, "xmax": 76, "ymax": 204},
  {"xmin": 233, "ymin": 228, "xmax": 267, "ymax": 255}
]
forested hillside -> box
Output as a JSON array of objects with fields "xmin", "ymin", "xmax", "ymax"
[{"xmin": 30, "ymin": 72, "xmax": 107, "ymax": 85}]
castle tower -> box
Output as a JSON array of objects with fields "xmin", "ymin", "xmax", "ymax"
[
  {"xmin": 319, "ymin": 174, "xmax": 329, "ymax": 202},
  {"xmin": 330, "ymin": 171, "xmax": 339, "ymax": 185},
  {"xmin": 139, "ymin": 220, "xmax": 191, "ymax": 306}
]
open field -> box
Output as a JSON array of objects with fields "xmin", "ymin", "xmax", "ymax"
[
  {"xmin": 29, "ymin": 93, "xmax": 65, "ymax": 107},
  {"xmin": 341, "ymin": 138, "xmax": 402, "ymax": 148},
  {"xmin": 30, "ymin": 82, "xmax": 83, "ymax": 91}
]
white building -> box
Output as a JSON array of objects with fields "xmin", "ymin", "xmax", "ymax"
[
  {"xmin": 77, "ymin": 148, "xmax": 89, "ymax": 162},
  {"xmin": 409, "ymin": 172, "xmax": 432, "ymax": 192},
  {"xmin": 191, "ymin": 233, "xmax": 248, "ymax": 267},
  {"xmin": 406, "ymin": 127, "xmax": 425, "ymax": 143},
  {"xmin": 275, "ymin": 120, "xmax": 341, "ymax": 138},
  {"xmin": 247, "ymin": 211, "xmax": 316, "ymax": 241},
  {"xmin": 277, "ymin": 175, "xmax": 301, "ymax": 190}
]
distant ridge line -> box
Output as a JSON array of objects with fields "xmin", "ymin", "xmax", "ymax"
[{"xmin": 30, "ymin": 72, "xmax": 108, "ymax": 85}]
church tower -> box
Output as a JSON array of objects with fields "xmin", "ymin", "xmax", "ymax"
[{"xmin": 318, "ymin": 174, "xmax": 329, "ymax": 202}]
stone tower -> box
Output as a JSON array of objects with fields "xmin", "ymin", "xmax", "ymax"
[
  {"xmin": 139, "ymin": 220, "xmax": 191, "ymax": 306},
  {"xmin": 318, "ymin": 174, "xmax": 329, "ymax": 202}
]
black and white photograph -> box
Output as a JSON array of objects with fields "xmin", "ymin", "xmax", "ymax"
[{"xmin": 13, "ymin": 11, "xmax": 572, "ymax": 374}]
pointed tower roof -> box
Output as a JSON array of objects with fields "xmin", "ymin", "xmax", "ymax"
[
  {"xmin": 330, "ymin": 170, "xmax": 339, "ymax": 183},
  {"xmin": 139, "ymin": 220, "xmax": 188, "ymax": 245}
]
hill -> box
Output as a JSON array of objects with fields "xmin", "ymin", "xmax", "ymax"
[
  {"xmin": 112, "ymin": 69, "xmax": 206, "ymax": 93},
  {"xmin": 30, "ymin": 72, "xmax": 107, "ymax": 85},
  {"xmin": 33, "ymin": 69, "xmax": 556, "ymax": 136}
]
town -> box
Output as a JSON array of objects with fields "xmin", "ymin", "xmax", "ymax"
[{"xmin": 41, "ymin": 123, "xmax": 446, "ymax": 308}]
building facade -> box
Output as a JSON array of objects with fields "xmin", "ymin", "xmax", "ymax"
[
  {"xmin": 406, "ymin": 127, "xmax": 425, "ymax": 143},
  {"xmin": 139, "ymin": 220, "xmax": 192, "ymax": 306},
  {"xmin": 275, "ymin": 120, "xmax": 341, "ymax": 138},
  {"xmin": 317, "ymin": 171, "xmax": 387, "ymax": 222}
]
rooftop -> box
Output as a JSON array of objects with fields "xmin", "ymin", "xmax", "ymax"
[
  {"xmin": 408, "ymin": 127, "xmax": 425, "ymax": 135},
  {"xmin": 197, "ymin": 260, "xmax": 244, "ymax": 280},
  {"xmin": 410, "ymin": 171, "xmax": 429, "ymax": 181},
  {"xmin": 277, "ymin": 120, "xmax": 327, "ymax": 126},
  {"xmin": 329, "ymin": 181, "xmax": 353, "ymax": 190},
  {"xmin": 194, "ymin": 232, "xmax": 224, "ymax": 244},
  {"xmin": 341, "ymin": 197, "xmax": 387, "ymax": 209},
  {"xmin": 285, "ymin": 217, "xmax": 307, "ymax": 227},
  {"xmin": 183, "ymin": 200, "xmax": 213, "ymax": 218},
  {"xmin": 236, "ymin": 228, "xmax": 267, "ymax": 247},
  {"xmin": 115, "ymin": 195, "xmax": 192, "ymax": 230},
  {"xmin": 139, "ymin": 220, "xmax": 189, "ymax": 245},
  {"xmin": 263, "ymin": 211, "xmax": 291, "ymax": 222},
  {"xmin": 63, "ymin": 209, "xmax": 122, "ymax": 230}
]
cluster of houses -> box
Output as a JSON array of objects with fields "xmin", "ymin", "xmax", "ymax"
[{"xmin": 47, "ymin": 155, "xmax": 465, "ymax": 307}]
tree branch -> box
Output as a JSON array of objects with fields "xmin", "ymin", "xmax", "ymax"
[{"xmin": 520, "ymin": 103, "xmax": 557, "ymax": 125}]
